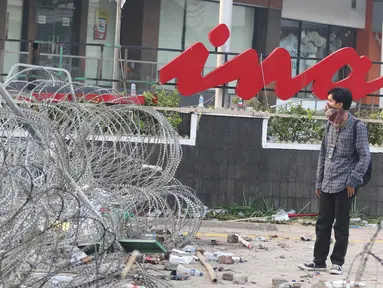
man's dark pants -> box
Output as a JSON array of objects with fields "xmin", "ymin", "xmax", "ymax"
[{"xmin": 313, "ymin": 189, "xmax": 353, "ymax": 266}]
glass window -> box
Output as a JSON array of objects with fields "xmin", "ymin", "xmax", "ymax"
[
  {"xmin": 299, "ymin": 22, "xmax": 328, "ymax": 70},
  {"xmin": 329, "ymin": 26, "xmax": 356, "ymax": 53},
  {"xmin": 36, "ymin": 0, "xmax": 74, "ymax": 70},
  {"xmin": 280, "ymin": 18, "xmax": 357, "ymax": 99},
  {"xmin": 279, "ymin": 19, "xmax": 299, "ymax": 76},
  {"xmin": 329, "ymin": 26, "xmax": 356, "ymax": 82},
  {"xmin": 184, "ymin": 0, "xmax": 255, "ymax": 92},
  {"xmin": 298, "ymin": 22, "xmax": 328, "ymax": 98}
]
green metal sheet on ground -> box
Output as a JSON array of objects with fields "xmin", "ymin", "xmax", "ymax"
[{"xmin": 119, "ymin": 239, "xmax": 167, "ymax": 254}]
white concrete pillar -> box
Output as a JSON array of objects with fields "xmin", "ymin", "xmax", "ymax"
[
  {"xmin": 214, "ymin": 0, "xmax": 233, "ymax": 108},
  {"xmin": 112, "ymin": 0, "xmax": 122, "ymax": 91}
]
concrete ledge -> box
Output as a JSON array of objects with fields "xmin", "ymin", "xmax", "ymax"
[{"xmin": 201, "ymin": 220, "xmax": 277, "ymax": 231}]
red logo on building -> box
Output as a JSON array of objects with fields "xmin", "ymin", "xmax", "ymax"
[{"xmin": 159, "ymin": 24, "xmax": 383, "ymax": 101}]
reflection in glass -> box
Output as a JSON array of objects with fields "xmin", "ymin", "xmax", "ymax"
[
  {"xmin": 299, "ymin": 22, "xmax": 328, "ymax": 73},
  {"xmin": 36, "ymin": 0, "xmax": 74, "ymax": 70},
  {"xmin": 329, "ymin": 26, "xmax": 356, "ymax": 82},
  {"xmin": 280, "ymin": 19, "xmax": 299, "ymax": 77}
]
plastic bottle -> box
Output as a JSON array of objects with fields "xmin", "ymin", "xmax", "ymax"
[
  {"xmin": 131, "ymin": 83, "xmax": 136, "ymax": 96},
  {"xmin": 176, "ymin": 264, "xmax": 203, "ymax": 276},
  {"xmin": 203, "ymin": 251, "xmax": 217, "ymax": 261},
  {"xmin": 238, "ymin": 98, "xmax": 243, "ymax": 109},
  {"xmin": 121, "ymin": 284, "xmax": 146, "ymax": 288},
  {"xmin": 182, "ymin": 245, "xmax": 196, "ymax": 254},
  {"xmin": 274, "ymin": 209, "xmax": 289, "ymax": 222},
  {"xmin": 203, "ymin": 251, "xmax": 234, "ymax": 262},
  {"xmin": 69, "ymin": 252, "xmax": 88, "ymax": 264},
  {"xmin": 198, "ymin": 95, "xmax": 204, "ymax": 108}
]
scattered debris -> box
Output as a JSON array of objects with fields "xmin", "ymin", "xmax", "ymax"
[
  {"xmin": 273, "ymin": 278, "xmax": 289, "ymax": 288},
  {"xmin": 204, "ymin": 251, "xmax": 233, "ymax": 262},
  {"xmin": 196, "ymin": 250, "xmax": 217, "ymax": 283},
  {"xmin": 233, "ymin": 275, "xmax": 248, "ymax": 284},
  {"xmin": 258, "ymin": 244, "xmax": 269, "ymax": 250},
  {"xmin": 324, "ymin": 280, "xmax": 366, "ymax": 287},
  {"xmin": 311, "ymin": 281, "xmax": 327, "ymax": 288},
  {"xmin": 144, "ymin": 257, "xmax": 160, "ymax": 264},
  {"xmin": 164, "ymin": 262, "xmax": 179, "ymax": 271},
  {"xmin": 182, "ymin": 245, "xmax": 196, "ymax": 253},
  {"xmin": 169, "ymin": 249, "xmax": 194, "ymax": 264},
  {"xmin": 243, "ymin": 236, "xmax": 252, "ymax": 241},
  {"xmin": 121, "ymin": 250, "xmax": 139, "ymax": 279},
  {"xmin": 218, "ymin": 255, "xmax": 234, "ymax": 264},
  {"xmin": 350, "ymin": 218, "xmax": 361, "ymax": 222},
  {"xmin": 228, "ymin": 216, "xmax": 268, "ymax": 223},
  {"xmin": 227, "ymin": 234, "xmax": 239, "ymax": 243},
  {"xmin": 299, "ymin": 219, "xmax": 317, "ymax": 226},
  {"xmin": 222, "ymin": 272, "xmax": 234, "ymax": 281},
  {"xmin": 235, "ymin": 234, "xmax": 254, "ymax": 250},
  {"xmin": 274, "ymin": 209, "xmax": 290, "ymax": 222},
  {"xmin": 170, "ymin": 270, "xmax": 189, "ymax": 281},
  {"xmin": 300, "ymin": 273, "xmax": 316, "ymax": 279},
  {"xmin": 278, "ymin": 243, "xmax": 288, "ymax": 249},
  {"xmin": 350, "ymin": 225, "xmax": 362, "ymax": 229},
  {"xmin": 210, "ymin": 239, "xmax": 221, "ymax": 246},
  {"xmin": 177, "ymin": 264, "xmax": 203, "ymax": 276},
  {"xmin": 255, "ymin": 237, "xmax": 268, "ymax": 242},
  {"xmin": 279, "ymin": 283, "xmax": 292, "ymax": 288},
  {"xmin": 300, "ymin": 235, "xmax": 313, "ymax": 241}
]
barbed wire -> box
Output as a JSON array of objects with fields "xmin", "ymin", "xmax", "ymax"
[
  {"xmin": 0, "ymin": 64, "xmax": 205, "ymax": 287},
  {"xmin": 345, "ymin": 223, "xmax": 382, "ymax": 287}
]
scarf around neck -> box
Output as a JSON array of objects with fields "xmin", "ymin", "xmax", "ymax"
[{"xmin": 324, "ymin": 103, "xmax": 348, "ymax": 131}]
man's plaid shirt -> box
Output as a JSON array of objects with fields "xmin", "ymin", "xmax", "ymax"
[{"xmin": 315, "ymin": 114, "xmax": 371, "ymax": 193}]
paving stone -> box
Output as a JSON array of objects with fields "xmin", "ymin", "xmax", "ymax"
[
  {"xmin": 227, "ymin": 234, "xmax": 239, "ymax": 243},
  {"xmin": 218, "ymin": 255, "xmax": 234, "ymax": 264},
  {"xmin": 222, "ymin": 272, "xmax": 234, "ymax": 281}
]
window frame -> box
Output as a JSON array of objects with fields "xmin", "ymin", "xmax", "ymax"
[{"xmin": 281, "ymin": 18, "xmax": 357, "ymax": 98}]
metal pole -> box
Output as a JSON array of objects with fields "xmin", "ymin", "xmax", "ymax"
[
  {"xmin": 214, "ymin": 0, "xmax": 233, "ymax": 108},
  {"xmin": 112, "ymin": 0, "xmax": 122, "ymax": 91}
]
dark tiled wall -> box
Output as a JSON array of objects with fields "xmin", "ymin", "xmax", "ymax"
[{"xmin": 175, "ymin": 114, "xmax": 383, "ymax": 216}]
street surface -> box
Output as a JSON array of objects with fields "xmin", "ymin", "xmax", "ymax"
[{"xmin": 171, "ymin": 221, "xmax": 383, "ymax": 287}]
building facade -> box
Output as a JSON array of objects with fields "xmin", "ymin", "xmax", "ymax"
[{"xmin": 0, "ymin": 0, "xmax": 381, "ymax": 105}]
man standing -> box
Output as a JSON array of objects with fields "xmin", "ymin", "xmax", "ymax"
[{"xmin": 298, "ymin": 88, "xmax": 371, "ymax": 275}]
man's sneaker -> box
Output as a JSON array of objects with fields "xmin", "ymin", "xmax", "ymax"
[
  {"xmin": 298, "ymin": 262, "xmax": 327, "ymax": 271},
  {"xmin": 329, "ymin": 264, "xmax": 343, "ymax": 275}
]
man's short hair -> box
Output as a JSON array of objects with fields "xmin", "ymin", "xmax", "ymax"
[{"xmin": 327, "ymin": 88, "xmax": 353, "ymax": 110}]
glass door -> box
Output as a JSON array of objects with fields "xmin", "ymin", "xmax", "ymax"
[{"xmin": 36, "ymin": 0, "xmax": 74, "ymax": 70}]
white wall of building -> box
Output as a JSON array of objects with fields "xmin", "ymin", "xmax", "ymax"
[
  {"xmin": 157, "ymin": 0, "xmax": 185, "ymax": 72},
  {"xmin": 282, "ymin": 0, "xmax": 366, "ymax": 28},
  {"xmin": 157, "ymin": 0, "xmax": 254, "ymax": 90},
  {"xmin": 4, "ymin": 0, "xmax": 23, "ymax": 74},
  {"xmin": 86, "ymin": 0, "xmax": 116, "ymax": 85}
]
